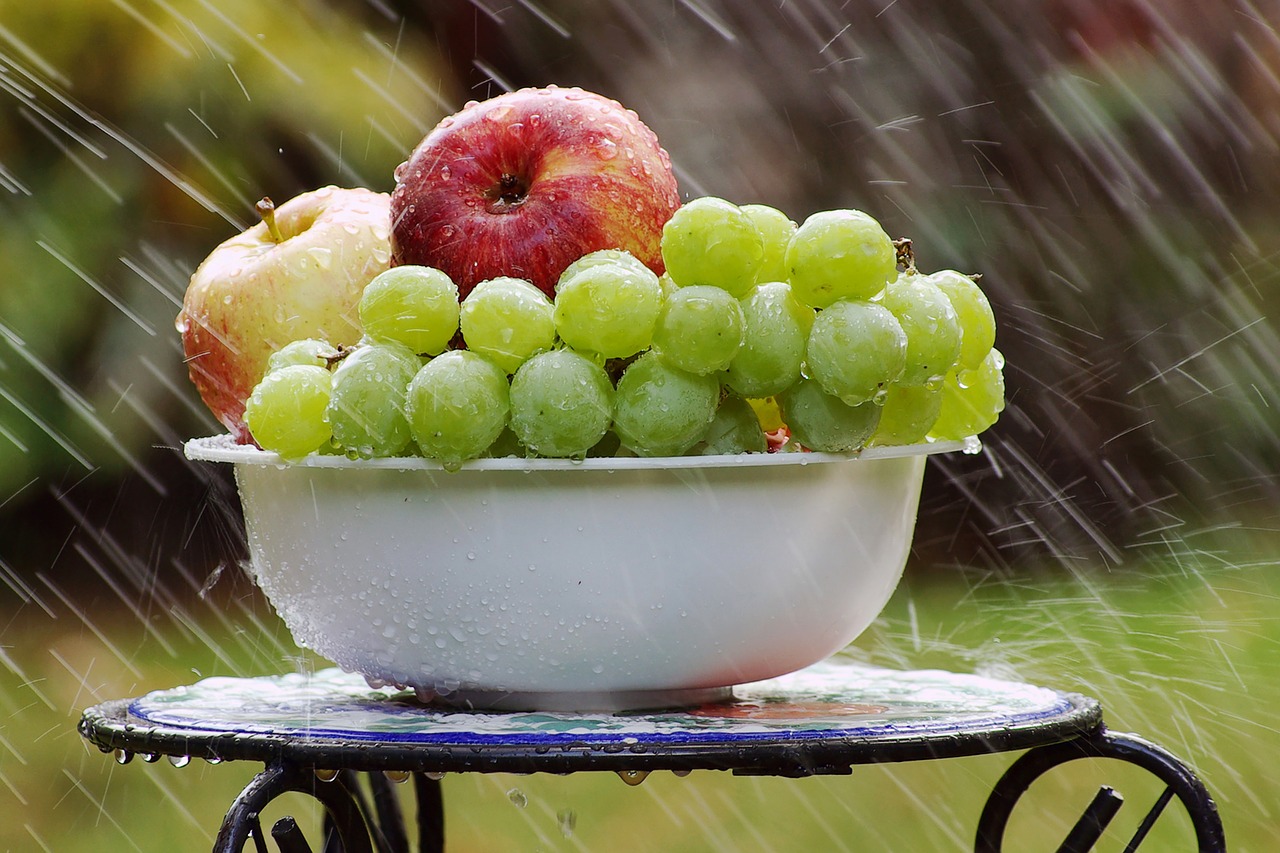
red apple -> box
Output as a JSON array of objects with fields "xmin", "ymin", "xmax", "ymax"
[
  {"xmin": 390, "ymin": 86, "xmax": 681, "ymax": 299},
  {"xmin": 177, "ymin": 186, "xmax": 391, "ymax": 442}
]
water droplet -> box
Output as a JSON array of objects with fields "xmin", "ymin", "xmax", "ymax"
[
  {"xmin": 594, "ymin": 138, "xmax": 618, "ymax": 160},
  {"xmin": 558, "ymin": 809, "xmax": 577, "ymax": 837},
  {"xmin": 616, "ymin": 769, "xmax": 649, "ymax": 786},
  {"xmin": 507, "ymin": 788, "xmax": 528, "ymax": 807},
  {"xmin": 168, "ymin": 754, "xmax": 191, "ymax": 768},
  {"xmin": 315, "ymin": 768, "xmax": 339, "ymax": 782},
  {"xmin": 114, "ymin": 749, "xmax": 133, "ymax": 765},
  {"xmin": 384, "ymin": 770, "xmax": 411, "ymax": 784}
]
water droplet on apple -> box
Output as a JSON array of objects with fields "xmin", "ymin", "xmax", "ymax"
[
  {"xmin": 594, "ymin": 138, "xmax": 618, "ymax": 160},
  {"xmin": 528, "ymin": 113, "xmax": 542, "ymax": 127},
  {"xmin": 507, "ymin": 122, "xmax": 525, "ymax": 137},
  {"xmin": 487, "ymin": 105, "xmax": 513, "ymax": 123},
  {"xmin": 309, "ymin": 247, "xmax": 333, "ymax": 270},
  {"xmin": 439, "ymin": 165, "xmax": 452, "ymax": 180},
  {"xmin": 394, "ymin": 161, "xmax": 408, "ymax": 181},
  {"xmin": 463, "ymin": 100, "xmax": 479, "ymax": 110}
]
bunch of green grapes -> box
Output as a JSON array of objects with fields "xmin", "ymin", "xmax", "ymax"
[{"xmin": 243, "ymin": 199, "xmax": 1005, "ymax": 466}]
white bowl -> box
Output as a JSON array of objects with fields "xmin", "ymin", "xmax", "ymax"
[{"xmin": 187, "ymin": 435, "xmax": 974, "ymax": 710}]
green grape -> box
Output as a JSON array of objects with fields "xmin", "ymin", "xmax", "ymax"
[
  {"xmin": 695, "ymin": 396, "xmax": 767, "ymax": 455},
  {"xmin": 869, "ymin": 384, "xmax": 944, "ymax": 447},
  {"xmin": 786, "ymin": 209, "xmax": 897, "ymax": 308},
  {"xmin": 805, "ymin": 299, "xmax": 907, "ymax": 405},
  {"xmin": 660, "ymin": 197, "xmax": 763, "ymax": 297},
  {"xmin": 552, "ymin": 261, "xmax": 663, "ymax": 358},
  {"xmin": 651, "ymin": 285, "xmax": 744, "ymax": 375},
  {"xmin": 879, "ymin": 276, "xmax": 962, "ymax": 387},
  {"xmin": 406, "ymin": 351, "xmax": 510, "ymax": 469},
  {"xmin": 359, "ymin": 265, "xmax": 459, "ymax": 355},
  {"xmin": 459, "ymin": 276, "xmax": 556, "ymax": 374},
  {"xmin": 929, "ymin": 348, "xmax": 1005, "ymax": 440},
  {"xmin": 778, "ymin": 377, "xmax": 881, "ymax": 453},
  {"xmin": 741, "ymin": 204, "xmax": 797, "ymax": 284},
  {"xmin": 557, "ymin": 249, "xmax": 653, "ymax": 291},
  {"xmin": 244, "ymin": 364, "xmax": 333, "ymax": 461},
  {"xmin": 658, "ymin": 272, "xmax": 679, "ymax": 299},
  {"xmin": 266, "ymin": 338, "xmax": 336, "ymax": 374},
  {"xmin": 927, "ymin": 269, "xmax": 996, "ymax": 370},
  {"xmin": 326, "ymin": 342, "xmax": 421, "ymax": 458},
  {"xmin": 509, "ymin": 349, "xmax": 614, "ymax": 458},
  {"xmin": 723, "ymin": 281, "xmax": 815, "ymax": 398},
  {"xmin": 613, "ymin": 351, "xmax": 719, "ymax": 457}
]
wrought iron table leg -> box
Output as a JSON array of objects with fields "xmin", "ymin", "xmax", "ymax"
[
  {"xmin": 212, "ymin": 766, "xmax": 446, "ymax": 853},
  {"xmin": 415, "ymin": 775, "xmax": 445, "ymax": 853},
  {"xmin": 974, "ymin": 726, "xmax": 1226, "ymax": 852},
  {"xmin": 212, "ymin": 764, "xmax": 375, "ymax": 853}
]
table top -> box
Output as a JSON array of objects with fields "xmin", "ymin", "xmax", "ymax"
[{"xmin": 80, "ymin": 658, "xmax": 1101, "ymax": 777}]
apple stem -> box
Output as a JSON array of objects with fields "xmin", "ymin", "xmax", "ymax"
[{"xmin": 256, "ymin": 197, "xmax": 286, "ymax": 244}]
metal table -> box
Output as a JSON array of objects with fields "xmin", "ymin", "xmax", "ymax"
[{"xmin": 78, "ymin": 658, "xmax": 1225, "ymax": 852}]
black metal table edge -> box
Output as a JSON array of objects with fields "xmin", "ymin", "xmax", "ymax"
[{"xmin": 79, "ymin": 691, "xmax": 1103, "ymax": 777}]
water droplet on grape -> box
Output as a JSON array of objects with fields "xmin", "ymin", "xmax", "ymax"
[{"xmin": 507, "ymin": 788, "xmax": 528, "ymax": 807}]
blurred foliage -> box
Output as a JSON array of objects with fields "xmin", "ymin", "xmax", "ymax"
[
  {"xmin": 0, "ymin": 0, "xmax": 457, "ymax": 569},
  {"xmin": 1, "ymin": 0, "xmax": 1278, "ymax": 578}
]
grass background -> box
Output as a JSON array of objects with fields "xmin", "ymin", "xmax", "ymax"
[{"xmin": 3, "ymin": 551, "xmax": 1275, "ymax": 851}]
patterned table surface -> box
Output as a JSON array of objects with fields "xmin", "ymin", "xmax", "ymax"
[{"xmin": 81, "ymin": 657, "xmax": 1101, "ymax": 774}]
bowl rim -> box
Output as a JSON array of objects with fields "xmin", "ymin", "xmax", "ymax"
[{"xmin": 184, "ymin": 433, "xmax": 980, "ymax": 472}]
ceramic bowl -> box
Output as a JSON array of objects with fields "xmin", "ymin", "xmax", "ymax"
[{"xmin": 187, "ymin": 435, "xmax": 973, "ymax": 710}]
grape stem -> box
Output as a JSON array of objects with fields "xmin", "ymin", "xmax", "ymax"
[
  {"xmin": 256, "ymin": 197, "xmax": 286, "ymax": 244},
  {"xmin": 893, "ymin": 237, "xmax": 915, "ymax": 273},
  {"xmin": 326, "ymin": 345, "xmax": 354, "ymax": 369}
]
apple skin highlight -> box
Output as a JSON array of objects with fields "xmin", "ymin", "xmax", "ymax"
[
  {"xmin": 390, "ymin": 86, "xmax": 681, "ymax": 300},
  {"xmin": 177, "ymin": 186, "xmax": 392, "ymax": 442}
]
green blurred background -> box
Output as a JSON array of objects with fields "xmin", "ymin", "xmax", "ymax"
[{"xmin": 1, "ymin": 0, "xmax": 1277, "ymax": 849}]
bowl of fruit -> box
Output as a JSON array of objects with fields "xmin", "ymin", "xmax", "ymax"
[{"xmin": 179, "ymin": 87, "xmax": 1004, "ymax": 710}]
